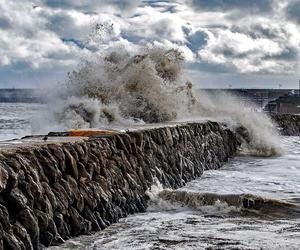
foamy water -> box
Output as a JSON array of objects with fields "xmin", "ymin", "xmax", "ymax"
[{"xmin": 49, "ymin": 136, "xmax": 300, "ymax": 250}]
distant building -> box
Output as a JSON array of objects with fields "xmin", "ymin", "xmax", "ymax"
[
  {"xmin": 0, "ymin": 89, "xmax": 43, "ymax": 103},
  {"xmin": 264, "ymin": 95, "xmax": 300, "ymax": 114},
  {"xmin": 199, "ymin": 88, "xmax": 299, "ymax": 108}
]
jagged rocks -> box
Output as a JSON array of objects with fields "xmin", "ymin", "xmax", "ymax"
[{"xmin": 0, "ymin": 122, "xmax": 240, "ymax": 249}]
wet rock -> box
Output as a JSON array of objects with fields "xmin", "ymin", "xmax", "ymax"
[
  {"xmin": 39, "ymin": 231, "xmax": 53, "ymax": 247},
  {"xmin": 53, "ymin": 183, "xmax": 70, "ymax": 208},
  {"xmin": 77, "ymin": 162, "xmax": 91, "ymax": 181},
  {"xmin": 3, "ymin": 231, "xmax": 23, "ymax": 250},
  {"xmin": 12, "ymin": 222, "xmax": 33, "ymax": 250},
  {"xmin": 34, "ymin": 149, "xmax": 60, "ymax": 184},
  {"xmin": 5, "ymin": 189, "xmax": 28, "ymax": 214},
  {"xmin": 54, "ymin": 213, "xmax": 69, "ymax": 238},
  {"xmin": 26, "ymin": 152, "xmax": 48, "ymax": 184},
  {"xmin": 34, "ymin": 210, "xmax": 49, "ymax": 232},
  {"xmin": 63, "ymin": 148, "xmax": 78, "ymax": 180},
  {"xmin": 47, "ymin": 146, "xmax": 66, "ymax": 173},
  {"xmin": 0, "ymin": 165, "xmax": 8, "ymax": 192},
  {"xmin": 271, "ymin": 113, "xmax": 300, "ymax": 136},
  {"xmin": 41, "ymin": 182, "xmax": 57, "ymax": 211},
  {"xmin": 83, "ymin": 206, "xmax": 100, "ymax": 231},
  {"xmin": 17, "ymin": 208, "xmax": 39, "ymax": 249},
  {"xmin": 1, "ymin": 163, "xmax": 18, "ymax": 193},
  {"xmin": 79, "ymin": 184, "xmax": 97, "ymax": 209},
  {"xmin": 0, "ymin": 204, "xmax": 10, "ymax": 231},
  {"xmin": 68, "ymin": 207, "xmax": 87, "ymax": 236}
]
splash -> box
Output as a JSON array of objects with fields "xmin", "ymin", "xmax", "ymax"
[
  {"xmin": 64, "ymin": 46, "xmax": 192, "ymax": 123},
  {"xmin": 145, "ymin": 179, "xmax": 180, "ymax": 211},
  {"xmin": 37, "ymin": 44, "xmax": 282, "ymax": 155},
  {"xmin": 145, "ymin": 181, "xmax": 240, "ymax": 214},
  {"xmin": 194, "ymin": 91, "xmax": 282, "ymax": 156},
  {"xmin": 158, "ymin": 190, "xmax": 300, "ymax": 218},
  {"xmin": 145, "ymin": 182, "xmax": 300, "ymax": 217}
]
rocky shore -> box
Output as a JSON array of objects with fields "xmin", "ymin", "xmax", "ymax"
[
  {"xmin": 0, "ymin": 121, "xmax": 239, "ymax": 249},
  {"xmin": 271, "ymin": 114, "xmax": 300, "ymax": 136}
]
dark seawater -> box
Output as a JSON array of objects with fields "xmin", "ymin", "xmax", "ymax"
[{"xmin": 49, "ymin": 137, "xmax": 300, "ymax": 250}]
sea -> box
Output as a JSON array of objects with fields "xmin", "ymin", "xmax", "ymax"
[
  {"xmin": 0, "ymin": 102, "xmax": 44, "ymax": 141},
  {"xmin": 0, "ymin": 99, "xmax": 300, "ymax": 250}
]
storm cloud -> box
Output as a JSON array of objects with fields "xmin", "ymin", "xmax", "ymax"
[
  {"xmin": 286, "ymin": 0, "xmax": 300, "ymax": 23},
  {"xmin": 0, "ymin": 0, "xmax": 299, "ymax": 88},
  {"xmin": 187, "ymin": 0, "xmax": 273, "ymax": 12}
]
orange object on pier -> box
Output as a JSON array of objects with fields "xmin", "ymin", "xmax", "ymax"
[{"xmin": 68, "ymin": 129, "xmax": 121, "ymax": 137}]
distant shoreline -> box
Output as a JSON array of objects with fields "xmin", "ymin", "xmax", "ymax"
[{"xmin": 0, "ymin": 88, "xmax": 298, "ymax": 105}]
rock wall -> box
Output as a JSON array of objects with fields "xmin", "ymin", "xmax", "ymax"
[
  {"xmin": 271, "ymin": 114, "xmax": 300, "ymax": 136},
  {"xmin": 0, "ymin": 122, "xmax": 240, "ymax": 249}
]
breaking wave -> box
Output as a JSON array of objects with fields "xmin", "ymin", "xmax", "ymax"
[
  {"xmin": 36, "ymin": 44, "xmax": 282, "ymax": 155},
  {"xmin": 150, "ymin": 189, "xmax": 300, "ymax": 218}
]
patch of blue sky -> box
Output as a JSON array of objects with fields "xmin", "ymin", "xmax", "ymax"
[{"xmin": 61, "ymin": 38, "xmax": 86, "ymax": 49}]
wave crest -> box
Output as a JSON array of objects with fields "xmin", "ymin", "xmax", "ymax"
[{"xmin": 157, "ymin": 190, "xmax": 299, "ymax": 217}]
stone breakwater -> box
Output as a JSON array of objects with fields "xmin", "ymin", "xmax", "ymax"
[
  {"xmin": 271, "ymin": 114, "xmax": 300, "ymax": 136},
  {"xmin": 0, "ymin": 122, "xmax": 240, "ymax": 249}
]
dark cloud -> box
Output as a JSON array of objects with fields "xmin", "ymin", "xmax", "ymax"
[
  {"xmin": 264, "ymin": 47, "xmax": 299, "ymax": 61},
  {"xmin": 46, "ymin": 11, "xmax": 76, "ymax": 39},
  {"xmin": 286, "ymin": 0, "xmax": 300, "ymax": 23},
  {"xmin": 0, "ymin": 17, "xmax": 11, "ymax": 29},
  {"xmin": 247, "ymin": 26, "xmax": 286, "ymax": 40},
  {"xmin": 189, "ymin": 0, "xmax": 273, "ymax": 12},
  {"xmin": 41, "ymin": 0, "xmax": 140, "ymax": 13},
  {"xmin": 41, "ymin": 0, "xmax": 76, "ymax": 9}
]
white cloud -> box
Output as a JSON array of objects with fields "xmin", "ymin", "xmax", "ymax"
[
  {"xmin": 0, "ymin": 0, "xmax": 83, "ymax": 69},
  {"xmin": 198, "ymin": 29, "xmax": 292, "ymax": 73},
  {"xmin": 0, "ymin": 0, "xmax": 300, "ymax": 88},
  {"xmin": 128, "ymin": 6, "xmax": 187, "ymax": 43}
]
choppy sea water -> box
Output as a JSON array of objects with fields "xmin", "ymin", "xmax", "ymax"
[
  {"xmin": 0, "ymin": 102, "xmax": 44, "ymax": 141},
  {"xmin": 50, "ymin": 137, "xmax": 300, "ymax": 250}
]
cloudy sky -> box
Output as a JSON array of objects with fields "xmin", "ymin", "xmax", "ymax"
[{"xmin": 0, "ymin": 0, "xmax": 300, "ymax": 88}]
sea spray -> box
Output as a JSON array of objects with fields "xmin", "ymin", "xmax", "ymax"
[
  {"xmin": 145, "ymin": 179, "xmax": 178, "ymax": 211},
  {"xmin": 193, "ymin": 91, "xmax": 282, "ymax": 156},
  {"xmin": 34, "ymin": 44, "xmax": 282, "ymax": 155}
]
